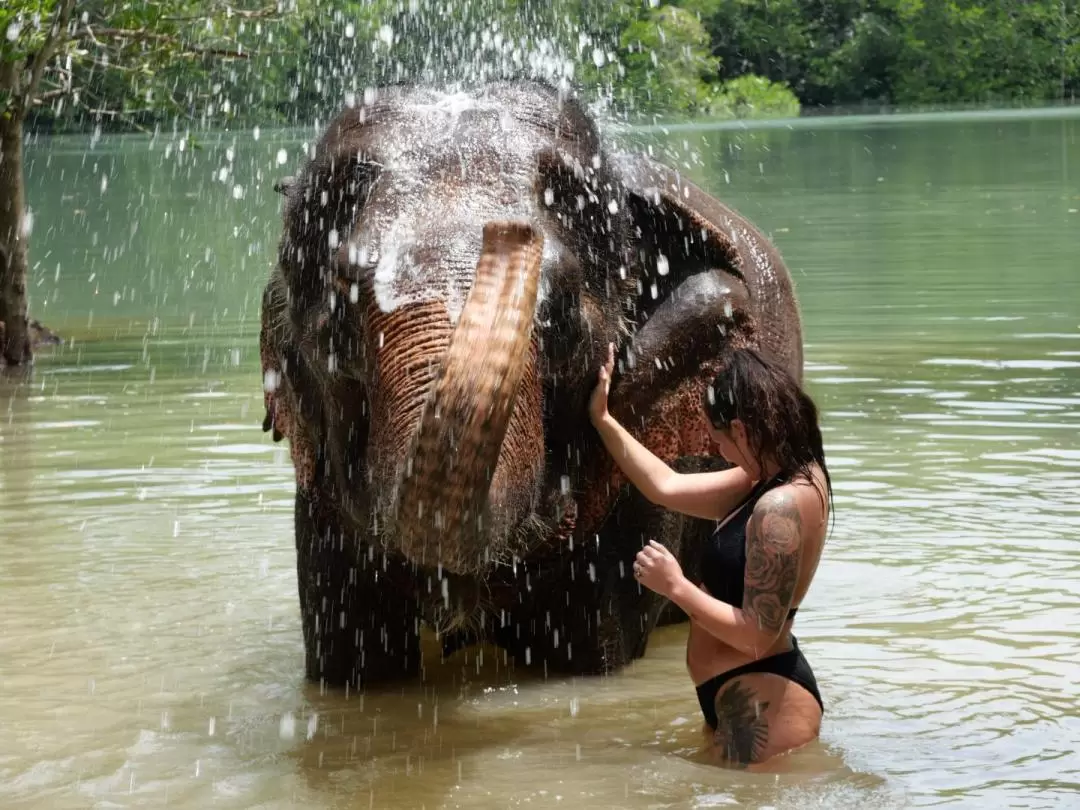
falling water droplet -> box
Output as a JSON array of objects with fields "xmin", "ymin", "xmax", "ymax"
[
  {"xmin": 656, "ymin": 254, "xmax": 669, "ymax": 276},
  {"xmin": 276, "ymin": 149, "xmax": 288, "ymax": 166},
  {"xmin": 279, "ymin": 712, "xmax": 296, "ymax": 740}
]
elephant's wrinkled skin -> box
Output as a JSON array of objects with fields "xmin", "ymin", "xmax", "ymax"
[{"xmin": 259, "ymin": 81, "xmax": 803, "ymax": 688}]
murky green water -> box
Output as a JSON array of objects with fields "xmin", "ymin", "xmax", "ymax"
[{"xmin": 2, "ymin": 111, "xmax": 1078, "ymax": 809}]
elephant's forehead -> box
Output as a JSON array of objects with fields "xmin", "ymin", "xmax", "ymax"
[
  {"xmin": 365, "ymin": 191, "xmax": 560, "ymax": 324},
  {"xmin": 375, "ymin": 93, "xmax": 549, "ymax": 174},
  {"xmin": 346, "ymin": 91, "xmax": 569, "ymax": 322}
]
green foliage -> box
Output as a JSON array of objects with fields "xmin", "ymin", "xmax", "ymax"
[
  {"xmin": 2, "ymin": 1, "xmax": 317, "ymax": 134},
  {"xmin": 883, "ymin": 0, "xmax": 1076, "ymax": 105},
  {"xmin": 614, "ymin": 5, "xmax": 717, "ymax": 117},
  {"xmin": 4, "ymin": 0, "xmax": 1079, "ymax": 130},
  {"xmin": 710, "ymin": 74, "xmax": 801, "ymax": 120},
  {"xmin": 685, "ymin": 0, "xmax": 1079, "ymax": 109}
]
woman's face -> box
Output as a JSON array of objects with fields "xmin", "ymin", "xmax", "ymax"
[{"xmin": 707, "ymin": 418, "xmax": 755, "ymax": 475}]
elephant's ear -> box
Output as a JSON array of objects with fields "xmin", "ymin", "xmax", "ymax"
[
  {"xmin": 619, "ymin": 152, "xmax": 757, "ymax": 318},
  {"xmin": 618, "ymin": 151, "xmax": 803, "ymax": 378}
]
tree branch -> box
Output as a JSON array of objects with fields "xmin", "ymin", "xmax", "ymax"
[
  {"xmin": 182, "ymin": 49, "xmax": 252, "ymax": 60},
  {"xmin": 163, "ymin": 4, "xmax": 281, "ymax": 22},
  {"xmin": 32, "ymin": 88, "xmax": 72, "ymax": 105},
  {"xmin": 85, "ymin": 27, "xmax": 187, "ymax": 45},
  {"xmin": 21, "ymin": 0, "xmax": 78, "ymax": 115},
  {"xmin": 72, "ymin": 87, "xmax": 155, "ymax": 135},
  {"xmin": 79, "ymin": 26, "xmax": 251, "ymax": 60}
]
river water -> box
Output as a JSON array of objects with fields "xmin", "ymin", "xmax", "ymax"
[{"xmin": 2, "ymin": 111, "xmax": 1078, "ymax": 809}]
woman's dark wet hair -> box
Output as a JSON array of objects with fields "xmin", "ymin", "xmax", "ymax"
[{"xmin": 705, "ymin": 347, "xmax": 833, "ymax": 521}]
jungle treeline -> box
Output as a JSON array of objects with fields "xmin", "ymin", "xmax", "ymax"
[{"xmin": 10, "ymin": 0, "xmax": 1079, "ymax": 136}]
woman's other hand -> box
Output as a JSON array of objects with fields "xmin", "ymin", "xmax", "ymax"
[
  {"xmin": 588, "ymin": 342, "xmax": 616, "ymax": 426},
  {"xmin": 633, "ymin": 540, "xmax": 686, "ymax": 598}
]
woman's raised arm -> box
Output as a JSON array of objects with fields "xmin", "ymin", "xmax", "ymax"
[{"xmin": 590, "ymin": 344, "xmax": 754, "ymax": 521}]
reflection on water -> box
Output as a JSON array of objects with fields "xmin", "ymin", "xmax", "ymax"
[{"xmin": 2, "ymin": 113, "xmax": 1078, "ymax": 809}]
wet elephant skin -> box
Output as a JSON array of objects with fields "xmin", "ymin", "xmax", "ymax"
[{"xmin": 258, "ymin": 80, "xmax": 803, "ymax": 688}]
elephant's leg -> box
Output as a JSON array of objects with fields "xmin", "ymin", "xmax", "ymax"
[
  {"xmin": 586, "ymin": 482, "xmax": 687, "ymax": 670},
  {"xmin": 294, "ymin": 489, "xmax": 420, "ymax": 688},
  {"xmin": 564, "ymin": 455, "xmax": 734, "ymax": 671},
  {"xmin": 499, "ymin": 468, "xmax": 689, "ymax": 677}
]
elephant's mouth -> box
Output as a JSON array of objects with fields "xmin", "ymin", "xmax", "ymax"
[{"xmin": 381, "ymin": 221, "xmax": 546, "ymax": 576}]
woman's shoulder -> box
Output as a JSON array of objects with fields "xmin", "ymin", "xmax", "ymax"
[{"xmin": 752, "ymin": 468, "xmax": 829, "ymax": 533}]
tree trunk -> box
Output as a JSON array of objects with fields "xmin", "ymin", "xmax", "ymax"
[{"xmin": 0, "ymin": 110, "xmax": 31, "ymax": 366}]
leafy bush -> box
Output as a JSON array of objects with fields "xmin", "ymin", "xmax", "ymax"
[{"xmin": 709, "ymin": 75, "xmax": 802, "ymax": 120}]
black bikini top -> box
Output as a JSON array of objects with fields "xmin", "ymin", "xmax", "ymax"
[{"xmin": 701, "ymin": 473, "xmax": 799, "ymax": 620}]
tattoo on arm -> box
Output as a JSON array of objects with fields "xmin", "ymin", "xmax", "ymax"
[
  {"xmin": 743, "ymin": 490, "xmax": 803, "ymax": 636},
  {"xmin": 712, "ymin": 680, "xmax": 771, "ymax": 767}
]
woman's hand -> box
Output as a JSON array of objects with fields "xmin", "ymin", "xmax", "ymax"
[
  {"xmin": 588, "ymin": 342, "xmax": 616, "ymax": 426},
  {"xmin": 633, "ymin": 540, "xmax": 686, "ymax": 598}
]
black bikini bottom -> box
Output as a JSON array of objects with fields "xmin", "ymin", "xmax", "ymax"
[{"xmin": 695, "ymin": 636, "xmax": 824, "ymax": 730}]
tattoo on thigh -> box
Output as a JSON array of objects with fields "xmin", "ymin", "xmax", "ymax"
[{"xmin": 712, "ymin": 681, "xmax": 770, "ymax": 767}]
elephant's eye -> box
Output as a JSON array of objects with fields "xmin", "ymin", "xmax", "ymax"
[
  {"xmin": 319, "ymin": 159, "xmax": 381, "ymax": 271},
  {"xmin": 327, "ymin": 159, "xmax": 380, "ymax": 217},
  {"xmin": 536, "ymin": 150, "xmax": 617, "ymax": 240}
]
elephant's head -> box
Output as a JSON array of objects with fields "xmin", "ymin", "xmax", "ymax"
[
  {"xmin": 262, "ymin": 81, "xmax": 777, "ymax": 581},
  {"xmin": 265, "ymin": 82, "xmax": 643, "ymax": 575}
]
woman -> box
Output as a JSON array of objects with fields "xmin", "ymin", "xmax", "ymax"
[{"xmin": 589, "ymin": 343, "xmax": 832, "ymax": 767}]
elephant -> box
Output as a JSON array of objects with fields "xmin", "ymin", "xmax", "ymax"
[{"xmin": 258, "ymin": 80, "xmax": 803, "ymax": 689}]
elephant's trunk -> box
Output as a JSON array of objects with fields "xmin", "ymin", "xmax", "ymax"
[{"xmin": 390, "ymin": 221, "xmax": 544, "ymax": 574}]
